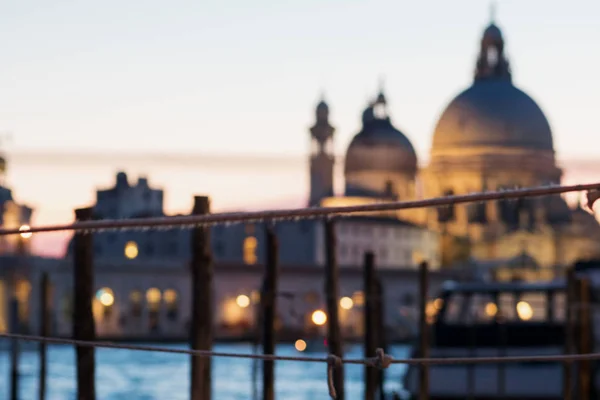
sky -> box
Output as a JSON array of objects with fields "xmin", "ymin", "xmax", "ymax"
[{"xmin": 0, "ymin": 0, "xmax": 599, "ymax": 256}]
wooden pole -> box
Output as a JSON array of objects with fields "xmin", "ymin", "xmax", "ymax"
[
  {"xmin": 9, "ymin": 296, "xmax": 19, "ymax": 400},
  {"xmin": 563, "ymin": 267, "xmax": 576, "ymax": 400},
  {"xmin": 190, "ymin": 196, "xmax": 213, "ymax": 400},
  {"xmin": 325, "ymin": 220, "xmax": 344, "ymax": 400},
  {"xmin": 38, "ymin": 272, "xmax": 50, "ymax": 400},
  {"xmin": 418, "ymin": 261, "xmax": 430, "ymax": 400},
  {"xmin": 495, "ymin": 292, "xmax": 506, "ymax": 397},
  {"xmin": 375, "ymin": 278, "xmax": 386, "ymax": 400},
  {"xmin": 363, "ymin": 251, "xmax": 377, "ymax": 400},
  {"xmin": 73, "ymin": 207, "xmax": 96, "ymax": 400},
  {"xmin": 262, "ymin": 225, "xmax": 279, "ymax": 400},
  {"xmin": 578, "ymin": 278, "xmax": 592, "ymax": 400}
]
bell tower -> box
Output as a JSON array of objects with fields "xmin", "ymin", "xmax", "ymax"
[{"xmin": 308, "ymin": 96, "xmax": 335, "ymax": 207}]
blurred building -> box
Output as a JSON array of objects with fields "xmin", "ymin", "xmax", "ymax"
[
  {"xmin": 310, "ymin": 16, "xmax": 600, "ymax": 277},
  {"xmin": 0, "ymin": 149, "xmax": 33, "ymax": 255}
]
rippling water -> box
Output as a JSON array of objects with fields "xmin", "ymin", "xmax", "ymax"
[{"xmin": 0, "ymin": 342, "xmax": 410, "ymax": 400}]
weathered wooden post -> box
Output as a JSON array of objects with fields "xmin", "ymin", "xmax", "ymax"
[
  {"xmin": 262, "ymin": 225, "xmax": 279, "ymax": 400},
  {"xmin": 39, "ymin": 272, "xmax": 51, "ymax": 400},
  {"xmin": 325, "ymin": 219, "xmax": 344, "ymax": 400},
  {"xmin": 418, "ymin": 261, "xmax": 430, "ymax": 400},
  {"xmin": 363, "ymin": 251, "xmax": 377, "ymax": 400},
  {"xmin": 375, "ymin": 278, "xmax": 386, "ymax": 400},
  {"xmin": 190, "ymin": 196, "xmax": 213, "ymax": 400},
  {"xmin": 9, "ymin": 295, "xmax": 20, "ymax": 400},
  {"xmin": 578, "ymin": 277, "xmax": 592, "ymax": 400},
  {"xmin": 73, "ymin": 207, "xmax": 96, "ymax": 400},
  {"xmin": 563, "ymin": 267, "xmax": 576, "ymax": 400}
]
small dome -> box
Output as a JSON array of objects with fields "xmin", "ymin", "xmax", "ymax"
[
  {"xmin": 431, "ymin": 79, "xmax": 554, "ymax": 152},
  {"xmin": 483, "ymin": 23, "xmax": 503, "ymax": 40},
  {"xmin": 345, "ymin": 111, "xmax": 417, "ymax": 176}
]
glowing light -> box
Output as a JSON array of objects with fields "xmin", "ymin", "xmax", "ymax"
[
  {"xmin": 146, "ymin": 288, "xmax": 161, "ymax": 304},
  {"xmin": 311, "ymin": 310, "xmax": 327, "ymax": 326},
  {"xmin": 339, "ymin": 297, "xmax": 353, "ymax": 310},
  {"xmin": 236, "ymin": 294, "xmax": 250, "ymax": 308},
  {"xmin": 124, "ymin": 241, "xmax": 138, "ymax": 259},
  {"xmin": 485, "ymin": 302, "xmax": 498, "ymax": 317},
  {"xmin": 250, "ymin": 290, "xmax": 260, "ymax": 304},
  {"xmin": 516, "ymin": 301, "xmax": 533, "ymax": 321},
  {"xmin": 295, "ymin": 339, "xmax": 307, "ymax": 352},
  {"xmin": 352, "ymin": 291, "xmax": 365, "ymax": 306},
  {"xmin": 96, "ymin": 288, "xmax": 114, "ymax": 307},
  {"xmin": 164, "ymin": 289, "xmax": 177, "ymax": 304},
  {"xmin": 243, "ymin": 237, "xmax": 258, "ymax": 265},
  {"xmin": 19, "ymin": 225, "xmax": 32, "ymax": 239},
  {"xmin": 433, "ymin": 298, "xmax": 443, "ymax": 310},
  {"xmin": 425, "ymin": 302, "xmax": 437, "ymax": 318}
]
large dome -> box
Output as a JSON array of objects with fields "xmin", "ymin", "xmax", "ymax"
[
  {"xmin": 431, "ymin": 22, "xmax": 554, "ymax": 155},
  {"xmin": 431, "ymin": 80, "xmax": 554, "ymax": 152},
  {"xmin": 345, "ymin": 93, "xmax": 417, "ymax": 176}
]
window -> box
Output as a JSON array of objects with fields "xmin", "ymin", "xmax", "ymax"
[
  {"xmin": 145, "ymin": 243, "xmax": 154, "ymax": 256},
  {"xmin": 96, "ymin": 287, "xmax": 115, "ymax": 318},
  {"xmin": 146, "ymin": 288, "xmax": 161, "ymax": 332},
  {"xmin": 124, "ymin": 241, "xmax": 138, "ymax": 259},
  {"xmin": 437, "ymin": 190, "xmax": 456, "ymax": 222},
  {"xmin": 384, "ymin": 180, "xmax": 395, "ymax": 196},
  {"xmin": 243, "ymin": 236, "xmax": 258, "ymax": 265},
  {"xmin": 164, "ymin": 289, "xmax": 178, "ymax": 321},
  {"xmin": 130, "ymin": 290, "xmax": 143, "ymax": 317},
  {"xmin": 487, "ymin": 46, "xmax": 499, "ymax": 67}
]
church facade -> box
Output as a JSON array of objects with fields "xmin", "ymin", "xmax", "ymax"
[{"xmin": 310, "ymin": 18, "xmax": 600, "ymax": 278}]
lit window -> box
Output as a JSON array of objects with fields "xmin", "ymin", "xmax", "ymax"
[
  {"xmin": 146, "ymin": 288, "xmax": 161, "ymax": 304},
  {"xmin": 96, "ymin": 287, "xmax": 115, "ymax": 307},
  {"xmin": 243, "ymin": 236, "xmax": 258, "ymax": 265},
  {"xmin": 164, "ymin": 289, "xmax": 178, "ymax": 321},
  {"xmin": 352, "ymin": 291, "xmax": 365, "ymax": 307},
  {"xmin": 164, "ymin": 289, "xmax": 177, "ymax": 304},
  {"xmin": 124, "ymin": 241, "xmax": 138, "ymax": 259}
]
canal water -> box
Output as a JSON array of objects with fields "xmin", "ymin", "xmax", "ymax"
[{"xmin": 0, "ymin": 342, "xmax": 410, "ymax": 400}]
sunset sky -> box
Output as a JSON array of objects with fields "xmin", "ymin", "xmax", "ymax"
[{"xmin": 0, "ymin": 0, "xmax": 599, "ymax": 257}]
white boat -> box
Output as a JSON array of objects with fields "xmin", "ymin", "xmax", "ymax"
[{"xmin": 403, "ymin": 280, "xmax": 595, "ymax": 400}]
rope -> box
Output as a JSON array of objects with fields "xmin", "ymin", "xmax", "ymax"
[
  {"xmin": 4, "ymin": 331, "xmax": 600, "ymax": 397},
  {"xmin": 3, "ymin": 182, "xmax": 598, "ymax": 236},
  {"xmin": 4, "ymin": 331, "xmax": 600, "ymax": 365}
]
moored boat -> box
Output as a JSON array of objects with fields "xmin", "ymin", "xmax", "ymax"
[{"xmin": 403, "ymin": 280, "xmax": 594, "ymax": 399}]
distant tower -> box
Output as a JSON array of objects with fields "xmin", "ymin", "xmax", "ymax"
[
  {"xmin": 308, "ymin": 96, "xmax": 335, "ymax": 206},
  {"xmin": 0, "ymin": 133, "xmax": 10, "ymax": 186}
]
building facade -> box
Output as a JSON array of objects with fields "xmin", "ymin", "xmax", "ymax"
[{"xmin": 309, "ymin": 17, "xmax": 600, "ymax": 275}]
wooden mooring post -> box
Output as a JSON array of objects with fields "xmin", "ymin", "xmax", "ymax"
[
  {"xmin": 563, "ymin": 267, "xmax": 576, "ymax": 400},
  {"xmin": 9, "ymin": 295, "xmax": 20, "ymax": 400},
  {"xmin": 190, "ymin": 196, "xmax": 213, "ymax": 400},
  {"xmin": 363, "ymin": 251, "xmax": 377, "ymax": 400},
  {"xmin": 73, "ymin": 207, "xmax": 96, "ymax": 400},
  {"xmin": 39, "ymin": 272, "xmax": 51, "ymax": 400},
  {"xmin": 325, "ymin": 220, "xmax": 344, "ymax": 400},
  {"xmin": 262, "ymin": 225, "xmax": 279, "ymax": 400},
  {"xmin": 418, "ymin": 261, "xmax": 430, "ymax": 400},
  {"xmin": 375, "ymin": 278, "xmax": 386, "ymax": 400},
  {"xmin": 578, "ymin": 277, "xmax": 592, "ymax": 400}
]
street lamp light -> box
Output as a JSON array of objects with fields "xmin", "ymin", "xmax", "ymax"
[{"xmin": 311, "ymin": 310, "xmax": 327, "ymax": 326}]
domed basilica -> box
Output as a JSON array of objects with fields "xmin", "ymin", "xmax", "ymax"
[{"xmin": 309, "ymin": 17, "xmax": 600, "ymax": 278}]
